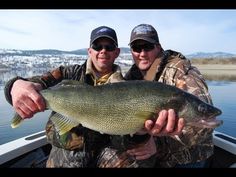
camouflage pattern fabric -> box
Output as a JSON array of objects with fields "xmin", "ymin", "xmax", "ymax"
[
  {"xmin": 97, "ymin": 147, "xmax": 156, "ymax": 168},
  {"xmin": 97, "ymin": 135, "xmax": 156, "ymax": 168},
  {"xmin": 125, "ymin": 50, "xmax": 214, "ymax": 167},
  {"xmin": 97, "ymin": 147, "xmax": 139, "ymax": 168},
  {"xmin": 46, "ymin": 145, "xmax": 90, "ymax": 168}
]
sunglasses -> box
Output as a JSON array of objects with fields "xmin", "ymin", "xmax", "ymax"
[
  {"xmin": 91, "ymin": 43, "xmax": 116, "ymax": 52},
  {"xmin": 131, "ymin": 43, "xmax": 155, "ymax": 53}
]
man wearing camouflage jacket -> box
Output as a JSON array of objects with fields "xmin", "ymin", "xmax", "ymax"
[{"xmin": 125, "ymin": 24, "xmax": 214, "ymax": 168}]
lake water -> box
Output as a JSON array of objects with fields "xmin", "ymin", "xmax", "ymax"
[
  {"xmin": 207, "ymin": 81, "xmax": 236, "ymax": 137},
  {"xmin": 0, "ymin": 70, "xmax": 235, "ymax": 145}
]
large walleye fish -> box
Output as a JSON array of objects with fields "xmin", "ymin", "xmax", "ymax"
[{"xmin": 11, "ymin": 80, "xmax": 223, "ymax": 135}]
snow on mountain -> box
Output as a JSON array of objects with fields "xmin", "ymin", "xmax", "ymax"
[
  {"xmin": 1, "ymin": 48, "xmax": 235, "ymax": 71},
  {"xmin": 0, "ymin": 49, "xmax": 23, "ymax": 54},
  {"xmin": 186, "ymin": 52, "xmax": 236, "ymax": 59},
  {"xmin": 0, "ymin": 48, "xmax": 133, "ymax": 70}
]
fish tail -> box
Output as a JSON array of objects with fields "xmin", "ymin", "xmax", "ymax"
[{"xmin": 11, "ymin": 113, "xmax": 24, "ymax": 128}]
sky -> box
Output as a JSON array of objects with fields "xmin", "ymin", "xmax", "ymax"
[{"xmin": 0, "ymin": 9, "xmax": 236, "ymax": 55}]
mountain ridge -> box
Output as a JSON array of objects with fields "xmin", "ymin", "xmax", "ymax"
[{"xmin": 0, "ymin": 48, "xmax": 236, "ymax": 59}]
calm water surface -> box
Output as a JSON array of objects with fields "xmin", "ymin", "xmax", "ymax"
[
  {"xmin": 0, "ymin": 89, "xmax": 50, "ymax": 145},
  {"xmin": 0, "ymin": 72, "xmax": 235, "ymax": 145},
  {"xmin": 207, "ymin": 81, "xmax": 236, "ymax": 137}
]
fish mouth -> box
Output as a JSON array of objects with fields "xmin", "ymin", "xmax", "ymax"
[
  {"xmin": 214, "ymin": 109, "xmax": 222, "ymax": 117},
  {"xmin": 196, "ymin": 117, "xmax": 223, "ymax": 128},
  {"xmin": 198, "ymin": 108, "xmax": 223, "ymax": 128},
  {"xmin": 187, "ymin": 117, "xmax": 223, "ymax": 129}
]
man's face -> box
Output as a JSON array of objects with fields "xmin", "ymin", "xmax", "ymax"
[
  {"xmin": 130, "ymin": 40, "xmax": 161, "ymax": 71},
  {"xmin": 88, "ymin": 38, "xmax": 120, "ymax": 74}
]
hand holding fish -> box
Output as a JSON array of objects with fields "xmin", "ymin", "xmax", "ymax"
[
  {"xmin": 126, "ymin": 136, "xmax": 157, "ymax": 160},
  {"xmin": 144, "ymin": 109, "xmax": 185, "ymax": 136},
  {"xmin": 11, "ymin": 80, "xmax": 45, "ymax": 119},
  {"xmin": 128, "ymin": 109, "xmax": 184, "ymax": 160},
  {"xmin": 135, "ymin": 109, "xmax": 184, "ymax": 136}
]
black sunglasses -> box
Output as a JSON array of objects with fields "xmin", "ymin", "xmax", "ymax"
[
  {"xmin": 91, "ymin": 43, "xmax": 116, "ymax": 52},
  {"xmin": 131, "ymin": 43, "xmax": 155, "ymax": 53}
]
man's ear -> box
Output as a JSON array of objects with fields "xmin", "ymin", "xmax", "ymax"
[
  {"xmin": 156, "ymin": 44, "xmax": 161, "ymax": 50},
  {"xmin": 87, "ymin": 48, "xmax": 92, "ymax": 56},
  {"xmin": 115, "ymin": 48, "xmax": 120, "ymax": 58}
]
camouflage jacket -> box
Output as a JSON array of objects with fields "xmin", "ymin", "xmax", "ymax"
[
  {"xmin": 125, "ymin": 50, "xmax": 214, "ymax": 167},
  {"xmin": 4, "ymin": 58, "xmax": 153, "ymax": 168}
]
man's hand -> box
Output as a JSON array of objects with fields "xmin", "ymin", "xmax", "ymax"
[
  {"xmin": 11, "ymin": 79, "xmax": 45, "ymax": 119},
  {"xmin": 126, "ymin": 136, "xmax": 156, "ymax": 160},
  {"xmin": 144, "ymin": 109, "xmax": 185, "ymax": 136}
]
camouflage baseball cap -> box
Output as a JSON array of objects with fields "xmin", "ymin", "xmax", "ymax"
[
  {"xmin": 129, "ymin": 24, "xmax": 159, "ymax": 45},
  {"xmin": 90, "ymin": 26, "xmax": 118, "ymax": 46}
]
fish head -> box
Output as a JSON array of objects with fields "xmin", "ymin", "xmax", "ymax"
[
  {"xmin": 193, "ymin": 102, "xmax": 223, "ymax": 128},
  {"xmin": 180, "ymin": 96, "xmax": 223, "ymax": 129},
  {"xmin": 197, "ymin": 102, "xmax": 222, "ymax": 119}
]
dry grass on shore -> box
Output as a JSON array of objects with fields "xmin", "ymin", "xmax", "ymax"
[
  {"xmin": 193, "ymin": 64, "xmax": 236, "ymax": 81},
  {"xmin": 122, "ymin": 64, "xmax": 236, "ymax": 81},
  {"xmin": 193, "ymin": 64, "xmax": 236, "ymax": 75},
  {"xmin": 191, "ymin": 58, "xmax": 236, "ymax": 65}
]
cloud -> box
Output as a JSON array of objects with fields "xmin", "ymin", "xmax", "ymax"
[{"xmin": 0, "ymin": 10, "xmax": 235, "ymax": 53}]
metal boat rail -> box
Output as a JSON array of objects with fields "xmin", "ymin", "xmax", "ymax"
[{"xmin": 0, "ymin": 131, "xmax": 47, "ymax": 165}]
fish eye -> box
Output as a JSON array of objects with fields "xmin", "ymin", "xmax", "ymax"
[{"xmin": 198, "ymin": 104, "xmax": 208, "ymax": 114}]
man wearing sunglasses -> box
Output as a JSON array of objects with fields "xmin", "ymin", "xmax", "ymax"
[
  {"xmin": 4, "ymin": 26, "xmax": 122, "ymax": 167},
  {"xmin": 125, "ymin": 24, "xmax": 214, "ymax": 168},
  {"xmin": 4, "ymin": 25, "xmax": 181, "ymax": 168}
]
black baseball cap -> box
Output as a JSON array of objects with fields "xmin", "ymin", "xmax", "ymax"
[
  {"xmin": 129, "ymin": 24, "xmax": 159, "ymax": 45},
  {"xmin": 90, "ymin": 26, "xmax": 118, "ymax": 46}
]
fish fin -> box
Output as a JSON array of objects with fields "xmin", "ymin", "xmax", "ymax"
[
  {"xmin": 11, "ymin": 113, "xmax": 24, "ymax": 128},
  {"xmin": 135, "ymin": 111, "xmax": 155, "ymax": 121},
  {"xmin": 59, "ymin": 80, "xmax": 91, "ymax": 88},
  {"xmin": 171, "ymin": 135, "xmax": 186, "ymax": 146},
  {"xmin": 51, "ymin": 80, "xmax": 91, "ymax": 91},
  {"xmin": 60, "ymin": 80, "xmax": 81, "ymax": 86},
  {"xmin": 50, "ymin": 112, "xmax": 79, "ymax": 135},
  {"xmin": 182, "ymin": 129, "xmax": 187, "ymax": 134}
]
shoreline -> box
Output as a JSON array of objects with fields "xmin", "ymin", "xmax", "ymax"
[
  {"xmin": 192, "ymin": 64, "xmax": 236, "ymax": 81},
  {"xmin": 193, "ymin": 64, "xmax": 236, "ymax": 76},
  {"xmin": 193, "ymin": 64, "xmax": 236, "ymax": 70},
  {"xmin": 121, "ymin": 64, "xmax": 236, "ymax": 81},
  {"xmin": 122, "ymin": 64, "xmax": 236, "ymax": 74},
  {"xmin": 1, "ymin": 64, "xmax": 236, "ymax": 81}
]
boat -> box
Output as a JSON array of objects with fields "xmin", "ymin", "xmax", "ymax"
[
  {"xmin": 0, "ymin": 130, "xmax": 50, "ymax": 168},
  {"xmin": 0, "ymin": 130, "xmax": 235, "ymax": 168}
]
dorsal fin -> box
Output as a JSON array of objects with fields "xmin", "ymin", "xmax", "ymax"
[
  {"xmin": 50, "ymin": 80, "xmax": 92, "ymax": 91},
  {"xmin": 59, "ymin": 80, "xmax": 81, "ymax": 86}
]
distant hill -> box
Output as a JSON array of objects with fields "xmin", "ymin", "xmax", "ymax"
[
  {"xmin": 120, "ymin": 47, "xmax": 131, "ymax": 54},
  {"xmin": 0, "ymin": 49, "xmax": 87, "ymax": 56},
  {"xmin": 186, "ymin": 52, "xmax": 236, "ymax": 59},
  {"xmin": 0, "ymin": 48, "xmax": 235, "ymax": 58},
  {"xmin": 0, "ymin": 47, "xmax": 131, "ymax": 56},
  {"xmin": 70, "ymin": 47, "xmax": 131, "ymax": 55},
  {"xmin": 69, "ymin": 48, "xmax": 88, "ymax": 55}
]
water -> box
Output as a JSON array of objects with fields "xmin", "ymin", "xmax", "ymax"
[
  {"xmin": 0, "ymin": 70, "xmax": 50, "ymax": 145},
  {"xmin": 0, "ymin": 70, "xmax": 236, "ymax": 145},
  {"xmin": 0, "ymin": 89, "xmax": 50, "ymax": 145},
  {"xmin": 207, "ymin": 81, "xmax": 236, "ymax": 137}
]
